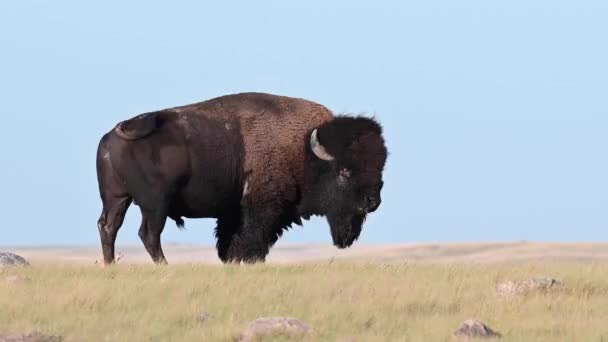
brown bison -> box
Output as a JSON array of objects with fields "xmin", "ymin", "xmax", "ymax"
[{"xmin": 96, "ymin": 92, "xmax": 387, "ymax": 264}]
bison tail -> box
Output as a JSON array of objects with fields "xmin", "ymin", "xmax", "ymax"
[{"xmin": 114, "ymin": 112, "xmax": 162, "ymax": 140}]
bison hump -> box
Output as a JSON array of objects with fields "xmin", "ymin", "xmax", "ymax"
[{"xmin": 114, "ymin": 112, "xmax": 163, "ymax": 140}]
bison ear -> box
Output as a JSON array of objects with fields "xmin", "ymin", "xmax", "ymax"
[{"xmin": 310, "ymin": 129, "xmax": 335, "ymax": 161}]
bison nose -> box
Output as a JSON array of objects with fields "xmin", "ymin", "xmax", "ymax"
[{"xmin": 366, "ymin": 196, "xmax": 381, "ymax": 213}]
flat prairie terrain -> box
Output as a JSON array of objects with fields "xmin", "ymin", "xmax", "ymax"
[
  {"xmin": 8, "ymin": 241, "xmax": 608, "ymax": 265},
  {"xmin": 1, "ymin": 243, "xmax": 608, "ymax": 341}
]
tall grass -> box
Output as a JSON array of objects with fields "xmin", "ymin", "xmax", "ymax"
[{"xmin": 1, "ymin": 262, "xmax": 608, "ymax": 341}]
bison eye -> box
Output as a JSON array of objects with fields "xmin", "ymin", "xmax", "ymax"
[
  {"xmin": 339, "ymin": 168, "xmax": 351, "ymax": 178},
  {"xmin": 337, "ymin": 168, "xmax": 351, "ymax": 186}
]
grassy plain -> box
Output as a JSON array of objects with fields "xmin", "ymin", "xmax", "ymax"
[{"xmin": 2, "ymin": 258, "xmax": 608, "ymax": 341}]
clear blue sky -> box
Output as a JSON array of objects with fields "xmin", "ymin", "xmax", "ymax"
[{"xmin": 1, "ymin": 1, "xmax": 606, "ymax": 246}]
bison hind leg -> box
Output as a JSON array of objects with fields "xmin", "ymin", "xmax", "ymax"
[
  {"xmin": 138, "ymin": 207, "xmax": 169, "ymax": 265},
  {"xmin": 98, "ymin": 196, "xmax": 132, "ymax": 265}
]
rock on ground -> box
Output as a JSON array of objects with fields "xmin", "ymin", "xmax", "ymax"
[
  {"xmin": 239, "ymin": 317, "xmax": 314, "ymax": 341},
  {"xmin": 0, "ymin": 253, "xmax": 30, "ymax": 267},
  {"xmin": 0, "ymin": 334, "xmax": 62, "ymax": 342},
  {"xmin": 496, "ymin": 277, "xmax": 564, "ymax": 298},
  {"xmin": 453, "ymin": 319, "xmax": 501, "ymax": 339}
]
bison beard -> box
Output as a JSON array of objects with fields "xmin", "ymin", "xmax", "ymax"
[
  {"xmin": 96, "ymin": 92, "xmax": 387, "ymax": 265},
  {"xmin": 327, "ymin": 213, "xmax": 366, "ymax": 249}
]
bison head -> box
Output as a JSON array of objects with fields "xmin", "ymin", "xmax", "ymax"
[{"xmin": 304, "ymin": 116, "xmax": 387, "ymax": 249}]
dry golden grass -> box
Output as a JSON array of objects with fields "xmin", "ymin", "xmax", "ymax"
[{"xmin": 1, "ymin": 261, "xmax": 608, "ymax": 341}]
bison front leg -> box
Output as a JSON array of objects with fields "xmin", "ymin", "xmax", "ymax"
[
  {"xmin": 225, "ymin": 230, "xmax": 270, "ymax": 264},
  {"xmin": 215, "ymin": 177, "xmax": 291, "ymax": 264},
  {"xmin": 217, "ymin": 227, "xmax": 270, "ymax": 264},
  {"xmin": 216, "ymin": 206, "xmax": 283, "ymax": 264},
  {"xmin": 215, "ymin": 214, "xmax": 246, "ymax": 263}
]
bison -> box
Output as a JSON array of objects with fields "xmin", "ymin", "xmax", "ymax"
[{"xmin": 96, "ymin": 92, "xmax": 387, "ymax": 264}]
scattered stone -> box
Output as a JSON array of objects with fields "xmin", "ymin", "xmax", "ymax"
[
  {"xmin": 453, "ymin": 319, "xmax": 501, "ymax": 339},
  {"xmin": 197, "ymin": 312, "xmax": 215, "ymax": 324},
  {"xmin": 0, "ymin": 333, "xmax": 62, "ymax": 342},
  {"xmin": 496, "ymin": 277, "xmax": 564, "ymax": 298},
  {"xmin": 239, "ymin": 317, "xmax": 314, "ymax": 341},
  {"xmin": 0, "ymin": 253, "xmax": 30, "ymax": 267}
]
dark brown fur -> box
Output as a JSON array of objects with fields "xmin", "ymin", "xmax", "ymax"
[{"xmin": 96, "ymin": 92, "xmax": 387, "ymax": 264}]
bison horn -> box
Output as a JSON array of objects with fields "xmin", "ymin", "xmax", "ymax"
[{"xmin": 310, "ymin": 129, "xmax": 334, "ymax": 161}]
